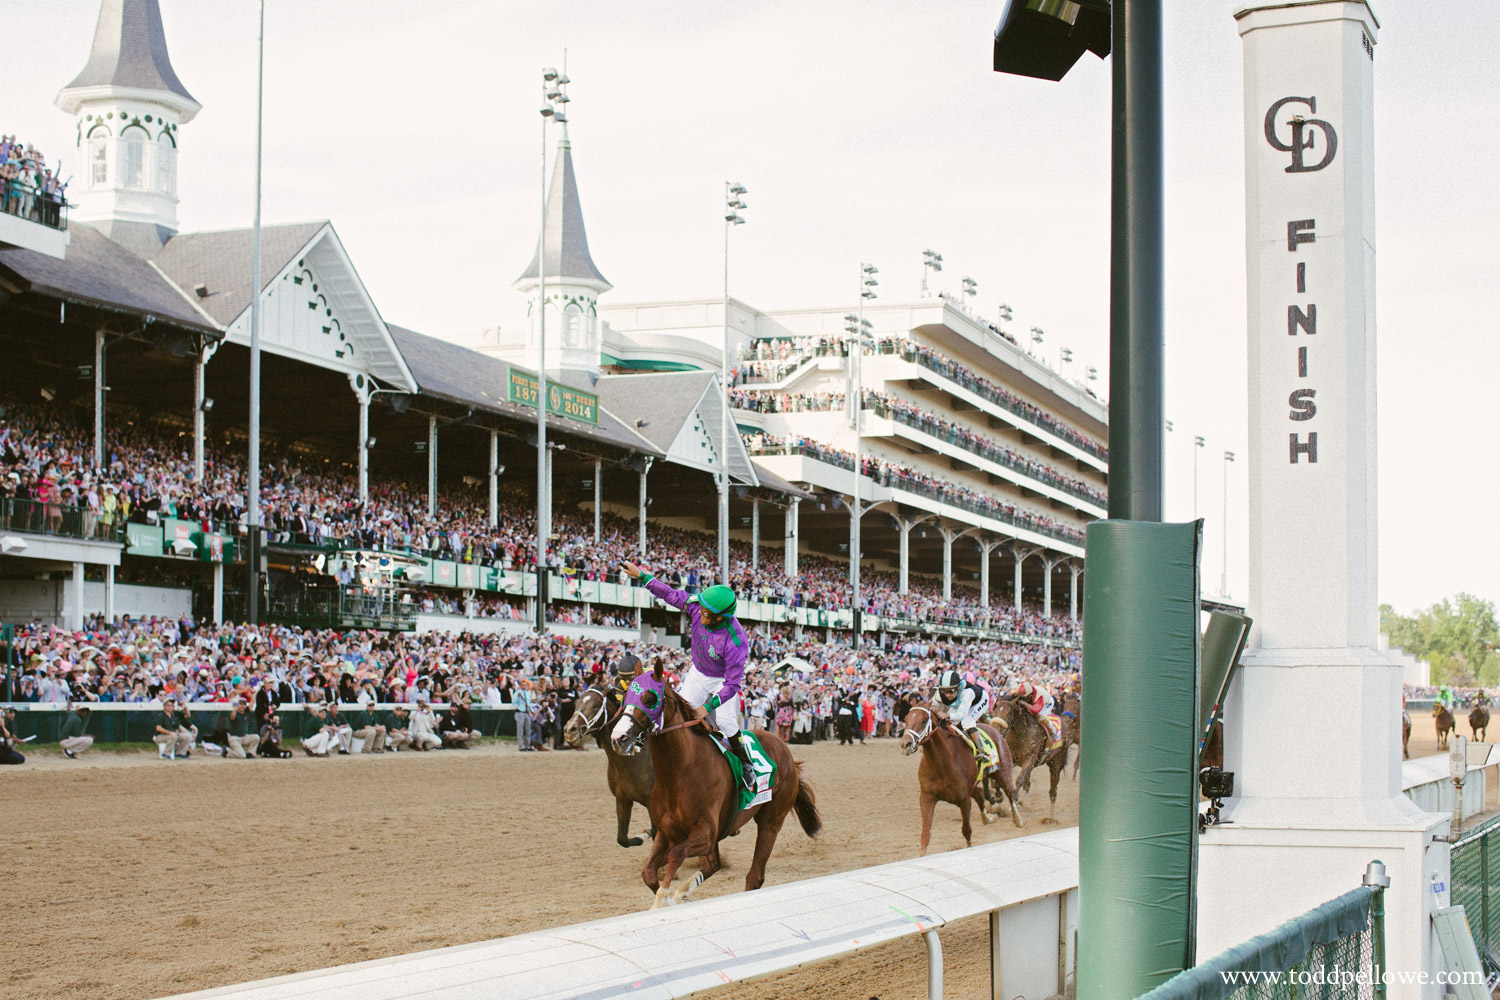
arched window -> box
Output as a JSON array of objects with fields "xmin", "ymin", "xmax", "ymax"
[
  {"xmin": 121, "ymin": 125, "xmax": 148, "ymax": 190},
  {"xmin": 87, "ymin": 125, "xmax": 111, "ymax": 187},
  {"xmin": 156, "ymin": 131, "xmax": 175, "ymax": 193},
  {"xmin": 563, "ymin": 303, "xmax": 584, "ymax": 348}
]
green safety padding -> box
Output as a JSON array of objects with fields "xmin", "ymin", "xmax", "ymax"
[
  {"xmin": 1199, "ymin": 611, "xmax": 1251, "ymax": 743},
  {"xmin": 1079, "ymin": 520, "xmax": 1202, "ymax": 1000},
  {"xmin": 1133, "ymin": 887, "xmax": 1373, "ymax": 1000}
]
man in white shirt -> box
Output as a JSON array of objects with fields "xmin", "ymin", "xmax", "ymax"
[{"xmin": 409, "ymin": 700, "xmax": 442, "ymax": 751}]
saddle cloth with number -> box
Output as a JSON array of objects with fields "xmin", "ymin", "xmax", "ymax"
[
  {"xmin": 1040, "ymin": 714, "xmax": 1065, "ymax": 752},
  {"xmin": 708, "ymin": 730, "xmax": 777, "ymax": 811}
]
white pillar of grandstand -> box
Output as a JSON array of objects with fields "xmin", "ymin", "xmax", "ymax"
[
  {"xmin": 70, "ymin": 561, "xmax": 85, "ymax": 631},
  {"xmin": 1011, "ymin": 543, "xmax": 1036, "ymax": 611},
  {"xmin": 489, "ymin": 432, "xmax": 500, "ymax": 529},
  {"xmin": 427, "ymin": 415, "xmax": 437, "ymax": 518},
  {"xmin": 1042, "ymin": 555, "xmax": 1056, "ymax": 619},
  {"xmin": 1199, "ymin": 6, "xmax": 1446, "ymax": 993},
  {"xmin": 212, "ymin": 562, "xmax": 223, "ymax": 625},
  {"xmin": 93, "ymin": 330, "xmax": 106, "ymax": 468},
  {"xmin": 1069, "ymin": 563, "xmax": 1081, "ymax": 622},
  {"xmin": 593, "ymin": 458, "xmax": 602, "ymax": 543},
  {"xmin": 193, "ymin": 352, "xmax": 206, "ymax": 482},
  {"xmin": 104, "ymin": 564, "xmax": 115, "ymax": 623},
  {"xmin": 56, "ymin": 0, "xmax": 202, "ymax": 258},
  {"xmin": 637, "ymin": 461, "xmax": 651, "ymax": 556},
  {"xmin": 977, "ymin": 537, "xmax": 1002, "ymax": 612},
  {"xmin": 356, "ymin": 390, "xmax": 370, "ymax": 502},
  {"xmin": 751, "ymin": 499, "xmax": 760, "ymax": 570},
  {"xmin": 898, "ymin": 521, "xmax": 910, "ymax": 594},
  {"xmin": 784, "ymin": 498, "xmax": 799, "ymax": 577},
  {"xmin": 939, "ymin": 527, "xmax": 957, "ymax": 601}
]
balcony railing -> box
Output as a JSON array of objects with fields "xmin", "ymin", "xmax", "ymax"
[
  {"xmin": 748, "ymin": 439, "xmax": 1086, "ymax": 546},
  {"xmin": 867, "ymin": 397, "xmax": 1107, "ymax": 508},
  {"xmin": 0, "ymin": 498, "xmax": 123, "ymax": 544},
  {"xmin": 0, "ymin": 186, "xmax": 68, "ymax": 233},
  {"xmin": 892, "ymin": 344, "xmax": 1109, "ymax": 462}
]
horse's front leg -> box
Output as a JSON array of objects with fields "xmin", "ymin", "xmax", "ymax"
[
  {"xmin": 662, "ymin": 823, "xmax": 715, "ymax": 906},
  {"xmin": 642, "ymin": 831, "xmax": 669, "ymax": 903}
]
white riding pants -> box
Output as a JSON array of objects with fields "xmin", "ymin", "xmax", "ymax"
[{"xmin": 678, "ymin": 668, "xmax": 742, "ymax": 737}]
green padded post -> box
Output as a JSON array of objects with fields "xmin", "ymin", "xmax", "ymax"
[{"xmin": 1078, "ymin": 520, "xmax": 1202, "ymax": 1000}]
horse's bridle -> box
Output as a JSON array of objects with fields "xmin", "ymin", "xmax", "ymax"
[
  {"xmin": 574, "ymin": 686, "xmax": 611, "ymax": 735},
  {"xmin": 902, "ymin": 706, "xmax": 936, "ymax": 748}
]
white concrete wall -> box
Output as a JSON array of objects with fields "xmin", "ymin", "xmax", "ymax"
[{"xmin": 0, "ymin": 579, "xmax": 190, "ymax": 625}]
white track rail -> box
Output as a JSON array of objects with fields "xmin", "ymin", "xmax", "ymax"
[{"xmin": 160, "ymin": 828, "xmax": 1079, "ymax": 1000}]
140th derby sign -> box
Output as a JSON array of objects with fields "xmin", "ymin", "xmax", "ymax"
[{"xmin": 508, "ymin": 370, "xmax": 599, "ymax": 425}]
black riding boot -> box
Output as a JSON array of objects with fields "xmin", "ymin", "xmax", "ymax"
[{"xmin": 732, "ymin": 734, "xmax": 757, "ymax": 792}]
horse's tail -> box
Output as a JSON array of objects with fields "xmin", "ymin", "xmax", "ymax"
[{"xmin": 792, "ymin": 762, "xmax": 823, "ymax": 839}]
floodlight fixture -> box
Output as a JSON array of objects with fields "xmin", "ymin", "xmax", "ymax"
[{"xmin": 992, "ymin": 0, "xmax": 1111, "ymax": 82}]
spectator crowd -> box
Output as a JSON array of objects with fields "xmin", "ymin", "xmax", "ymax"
[{"xmin": 1, "ymin": 135, "xmax": 66, "ymax": 229}]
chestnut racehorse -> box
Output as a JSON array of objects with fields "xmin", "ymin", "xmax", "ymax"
[
  {"xmin": 899, "ymin": 704, "xmax": 1022, "ymax": 855},
  {"xmin": 563, "ymin": 684, "xmax": 655, "ymax": 848},
  {"xmin": 1435, "ymin": 703, "xmax": 1455, "ymax": 750},
  {"xmin": 611, "ymin": 660, "xmax": 821, "ymax": 908},
  {"xmin": 995, "ymin": 697, "xmax": 1069, "ymax": 824}
]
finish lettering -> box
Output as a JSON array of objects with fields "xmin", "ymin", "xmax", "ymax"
[
  {"xmin": 1287, "ymin": 219, "xmax": 1316, "ymax": 251},
  {"xmin": 1289, "ymin": 433, "xmax": 1318, "ymax": 464},
  {"xmin": 1288, "ymin": 304, "xmax": 1316, "ymax": 336},
  {"xmin": 1288, "ymin": 389, "xmax": 1317, "ymax": 420}
]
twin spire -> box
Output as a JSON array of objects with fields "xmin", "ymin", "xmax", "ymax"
[
  {"xmin": 56, "ymin": 0, "xmax": 199, "ymax": 120},
  {"xmin": 514, "ymin": 132, "xmax": 610, "ymax": 292}
]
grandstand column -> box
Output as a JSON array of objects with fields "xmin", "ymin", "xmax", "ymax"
[
  {"xmin": 193, "ymin": 352, "xmax": 206, "ymax": 482},
  {"xmin": 489, "ymin": 432, "xmax": 499, "ymax": 528},
  {"xmin": 70, "ymin": 561, "xmax": 84, "ymax": 631},
  {"xmin": 1011, "ymin": 544, "xmax": 1035, "ymax": 610},
  {"xmin": 977, "ymin": 537, "xmax": 1002, "ymax": 619},
  {"xmin": 1069, "ymin": 562, "xmax": 1081, "ymax": 622},
  {"xmin": 593, "ymin": 458, "xmax": 602, "ymax": 543},
  {"xmin": 784, "ymin": 498, "xmax": 799, "ymax": 577},
  {"xmin": 637, "ymin": 460, "xmax": 651, "ymax": 555},
  {"xmin": 751, "ymin": 500, "xmax": 760, "ymax": 571},
  {"xmin": 104, "ymin": 564, "xmax": 115, "ymax": 624},
  {"xmin": 427, "ymin": 415, "xmax": 438, "ymax": 518},
  {"xmin": 1197, "ymin": 5, "xmax": 1446, "ymax": 993},
  {"xmin": 898, "ymin": 521, "xmax": 910, "ymax": 593},
  {"xmin": 939, "ymin": 527, "xmax": 958, "ymax": 601},
  {"xmin": 356, "ymin": 390, "xmax": 370, "ymax": 503},
  {"xmin": 212, "ymin": 562, "xmax": 224, "ymax": 625},
  {"xmin": 1042, "ymin": 555, "xmax": 1057, "ymax": 618},
  {"xmin": 93, "ymin": 329, "xmax": 106, "ymax": 468}
]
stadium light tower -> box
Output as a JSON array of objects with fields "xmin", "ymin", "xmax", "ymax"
[
  {"xmin": 535, "ymin": 65, "xmax": 569, "ymax": 633},
  {"xmin": 1221, "ymin": 449, "xmax": 1235, "ymax": 597},
  {"xmin": 720, "ymin": 182, "xmax": 747, "ymax": 585},
  {"xmin": 247, "ymin": 0, "xmax": 265, "ymax": 624},
  {"xmin": 848, "ymin": 263, "xmax": 878, "ymax": 649},
  {"xmin": 1193, "ymin": 434, "xmax": 1205, "ymax": 518},
  {"xmin": 1029, "ymin": 326, "xmax": 1045, "ymax": 357},
  {"xmin": 961, "ymin": 275, "xmax": 978, "ymax": 305},
  {"xmin": 920, "ymin": 249, "xmax": 943, "ymax": 296}
]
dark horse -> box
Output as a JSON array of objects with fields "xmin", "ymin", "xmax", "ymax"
[
  {"xmin": 899, "ymin": 703, "xmax": 1023, "ymax": 855},
  {"xmin": 611, "ymin": 660, "xmax": 821, "ymax": 907},
  {"xmin": 563, "ymin": 683, "xmax": 655, "ymax": 848},
  {"xmin": 1471, "ymin": 703, "xmax": 1490, "ymax": 743},
  {"xmin": 994, "ymin": 697, "xmax": 1069, "ymax": 824},
  {"xmin": 1402, "ymin": 709, "xmax": 1411, "ymax": 760},
  {"xmin": 1435, "ymin": 703, "xmax": 1455, "ymax": 750}
]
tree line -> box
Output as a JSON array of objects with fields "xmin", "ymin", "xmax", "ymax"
[{"xmin": 1381, "ymin": 593, "xmax": 1500, "ymax": 687}]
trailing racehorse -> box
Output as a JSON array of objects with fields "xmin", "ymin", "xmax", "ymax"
[
  {"xmin": 1061, "ymin": 692, "xmax": 1081, "ymax": 780},
  {"xmin": 1201, "ymin": 718, "xmax": 1224, "ymax": 770},
  {"xmin": 1402, "ymin": 709, "xmax": 1411, "ymax": 760},
  {"xmin": 899, "ymin": 704, "xmax": 1022, "ymax": 855},
  {"xmin": 994, "ymin": 697, "xmax": 1069, "ymax": 824},
  {"xmin": 1435, "ymin": 703, "xmax": 1455, "ymax": 750},
  {"xmin": 611, "ymin": 660, "xmax": 821, "ymax": 907},
  {"xmin": 563, "ymin": 682, "xmax": 655, "ymax": 848},
  {"xmin": 1471, "ymin": 703, "xmax": 1490, "ymax": 743}
]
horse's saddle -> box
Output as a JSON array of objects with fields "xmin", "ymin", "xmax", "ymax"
[
  {"xmin": 1040, "ymin": 714, "xmax": 1065, "ymax": 752},
  {"xmin": 707, "ymin": 730, "xmax": 776, "ymax": 811},
  {"xmin": 973, "ymin": 728, "xmax": 1001, "ymax": 778}
]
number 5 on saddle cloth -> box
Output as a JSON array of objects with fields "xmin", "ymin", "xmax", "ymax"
[{"xmin": 706, "ymin": 729, "xmax": 777, "ymax": 811}]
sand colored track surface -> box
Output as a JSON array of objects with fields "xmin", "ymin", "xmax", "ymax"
[{"xmin": 3, "ymin": 735, "xmax": 1080, "ymax": 1000}]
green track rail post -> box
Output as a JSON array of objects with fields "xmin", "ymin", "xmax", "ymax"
[
  {"xmin": 1078, "ymin": 520, "xmax": 1202, "ymax": 1000},
  {"xmin": 1365, "ymin": 860, "xmax": 1389, "ymax": 1000}
]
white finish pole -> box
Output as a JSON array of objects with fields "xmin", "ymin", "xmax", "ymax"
[
  {"xmin": 488, "ymin": 431, "xmax": 499, "ymax": 528},
  {"xmin": 357, "ymin": 391, "xmax": 369, "ymax": 503},
  {"xmin": 193, "ymin": 352, "xmax": 206, "ymax": 482},
  {"xmin": 427, "ymin": 414, "xmax": 437, "ymax": 518},
  {"xmin": 247, "ymin": 0, "xmax": 264, "ymax": 624}
]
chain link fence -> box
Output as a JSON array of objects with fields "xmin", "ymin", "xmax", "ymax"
[
  {"xmin": 1452, "ymin": 814, "xmax": 1500, "ymax": 975},
  {"xmin": 1135, "ymin": 878, "xmax": 1384, "ymax": 1000}
]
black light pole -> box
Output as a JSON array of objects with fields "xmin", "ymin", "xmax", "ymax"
[
  {"xmin": 1109, "ymin": 0, "xmax": 1165, "ymax": 520},
  {"xmin": 994, "ymin": 3, "xmax": 1190, "ymax": 999}
]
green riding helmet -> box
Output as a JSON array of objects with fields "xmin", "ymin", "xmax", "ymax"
[{"xmin": 691, "ymin": 585, "xmax": 738, "ymax": 626}]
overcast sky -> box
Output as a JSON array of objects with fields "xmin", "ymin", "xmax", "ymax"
[{"xmin": 7, "ymin": 0, "xmax": 1498, "ymax": 615}]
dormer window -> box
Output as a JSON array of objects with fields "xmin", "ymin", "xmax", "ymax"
[{"xmin": 121, "ymin": 124, "xmax": 148, "ymax": 190}]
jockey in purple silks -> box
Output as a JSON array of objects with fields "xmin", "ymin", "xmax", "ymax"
[{"xmin": 622, "ymin": 561, "xmax": 756, "ymax": 791}]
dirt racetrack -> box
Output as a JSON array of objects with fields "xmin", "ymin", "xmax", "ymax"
[{"xmin": 2, "ymin": 734, "xmax": 1080, "ymax": 1000}]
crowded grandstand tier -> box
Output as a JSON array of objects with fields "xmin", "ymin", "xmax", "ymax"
[{"xmin": 0, "ymin": 0, "xmax": 1104, "ymax": 653}]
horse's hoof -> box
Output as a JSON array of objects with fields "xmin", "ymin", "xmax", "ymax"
[
  {"xmin": 623, "ymin": 837, "xmax": 643, "ymax": 848},
  {"xmin": 1041, "ymin": 817, "xmax": 1057, "ymax": 825}
]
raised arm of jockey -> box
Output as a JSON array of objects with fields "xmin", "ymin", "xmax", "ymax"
[{"xmin": 622, "ymin": 561, "xmax": 692, "ymax": 612}]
